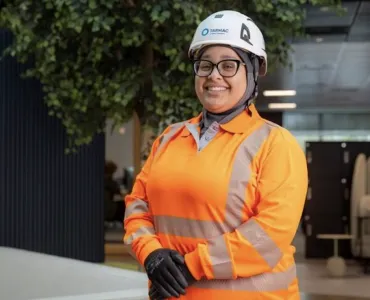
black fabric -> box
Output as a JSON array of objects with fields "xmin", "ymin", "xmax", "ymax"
[{"xmin": 144, "ymin": 249, "xmax": 188, "ymax": 298}]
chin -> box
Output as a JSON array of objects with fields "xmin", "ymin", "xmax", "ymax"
[
  {"xmin": 201, "ymin": 97, "xmax": 225, "ymax": 112},
  {"xmin": 204, "ymin": 104, "xmax": 226, "ymax": 113}
]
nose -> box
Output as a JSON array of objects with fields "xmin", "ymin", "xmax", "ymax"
[{"xmin": 208, "ymin": 65, "xmax": 222, "ymax": 79}]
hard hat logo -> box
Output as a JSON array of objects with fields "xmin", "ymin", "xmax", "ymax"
[
  {"xmin": 201, "ymin": 28, "xmax": 229, "ymax": 36},
  {"xmin": 201, "ymin": 28, "xmax": 209, "ymax": 36},
  {"xmin": 240, "ymin": 24, "xmax": 253, "ymax": 46}
]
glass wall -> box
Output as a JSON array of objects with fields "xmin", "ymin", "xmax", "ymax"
[
  {"xmin": 283, "ymin": 112, "xmax": 370, "ymax": 151},
  {"xmin": 290, "ymin": 130, "xmax": 370, "ymax": 151}
]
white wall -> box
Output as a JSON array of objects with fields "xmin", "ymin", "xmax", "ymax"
[{"xmin": 105, "ymin": 118, "xmax": 134, "ymax": 179}]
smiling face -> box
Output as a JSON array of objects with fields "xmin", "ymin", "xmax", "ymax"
[{"xmin": 195, "ymin": 46, "xmax": 247, "ymax": 113}]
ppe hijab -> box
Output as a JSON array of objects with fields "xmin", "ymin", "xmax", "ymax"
[{"xmin": 198, "ymin": 46, "xmax": 259, "ymax": 137}]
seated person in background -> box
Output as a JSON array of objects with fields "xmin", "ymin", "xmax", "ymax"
[{"xmin": 104, "ymin": 160, "xmax": 125, "ymax": 225}]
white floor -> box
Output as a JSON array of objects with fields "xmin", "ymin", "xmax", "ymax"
[
  {"xmin": 298, "ymin": 260, "xmax": 370, "ymax": 297},
  {"xmin": 293, "ymin": 230, "xmax": 370, "ymax": 298}
]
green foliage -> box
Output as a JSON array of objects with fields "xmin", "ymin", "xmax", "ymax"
[{"xmin": 0, "ymin": 0, "xmax": 343, "ymax": 151}]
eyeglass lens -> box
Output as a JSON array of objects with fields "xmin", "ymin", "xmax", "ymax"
[{"xmin": 194, "ymin": 60, "xmax": 239, "ymax": 77}]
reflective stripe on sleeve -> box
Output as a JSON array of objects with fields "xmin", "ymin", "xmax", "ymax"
[
  {"xmin": 124, "ymin": 199, "xmax": 152, "ymax": 245},
  {"xmin": 237, "ymin": 219, "xmax": 282, "ymax": 268},
  {"xmin": 124, "ymin": 199, "xmax": 149, "ymax": 218},
  {"xmin": 193, "ymin": 265, "xmax": 296, "ymax": 291},
  {"xmin": 124, "ymin": 226, "xmax": 156, "ymax": 245}
]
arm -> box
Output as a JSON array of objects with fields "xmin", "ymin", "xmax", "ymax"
[
  {"xmin": 124, "ymin": 127, "xmax": 189, "ymax": 299},
  {"xmin": 184, "ymin": 127, "xmax": 308, "ymax": 280},
  {"xmin": 123, "ymin": 135, "xmax": 163, "ymax": 265}
]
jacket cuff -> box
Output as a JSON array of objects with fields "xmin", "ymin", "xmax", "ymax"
[
  {"xmin": 136, "ymin": 238, "xmax": 163, "ymax": 266},
  {"xmin": 184, "ymin": 248, "xmax": 207, "ymax": 280}
]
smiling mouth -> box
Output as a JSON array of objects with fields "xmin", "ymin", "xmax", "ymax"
[{"xmin": 206, "ymin": 87, "xmax": 228, "ymax": 91}]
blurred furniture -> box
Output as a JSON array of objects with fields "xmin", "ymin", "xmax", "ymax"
[
  {"xmin": 304, "ymin": 141, "xmax": 370, "ymax": 259},
  {"xmin": 316, "ymin": 234, "xmax": 354, "ymax": 277},
  {"xmin": 355, "ymin": 216, "xmax": 370, "ymax": 274}
]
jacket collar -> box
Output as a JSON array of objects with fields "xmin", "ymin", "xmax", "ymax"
[
  {"xmin": 220, "ymin": 104, "xmax": 260, "ymax": 134},
  {"xmin": 180, "ymin": 104, "xmax": 261, "ymax": 137}
]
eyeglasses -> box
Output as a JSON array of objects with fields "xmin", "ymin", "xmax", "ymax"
[{"xmin": 193, "ymin": 59, "xmax": 245, "ymax": 78}]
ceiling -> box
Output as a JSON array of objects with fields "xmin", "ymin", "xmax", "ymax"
[{"xmin": 258, "ymin": 0, "xmax": 370, "ymax": 112}]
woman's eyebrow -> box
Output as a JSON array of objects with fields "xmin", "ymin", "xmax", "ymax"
[{"xmin": 201, "ymin": 54, "xmax": 238, "ymax": 59}]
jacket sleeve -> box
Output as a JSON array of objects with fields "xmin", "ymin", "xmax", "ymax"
[
  {"xmin": 184, "ymin": 128, "xmax": 308, "ymax": 280},
  {"xmin": 123, "ymin": 134, "xmax": 164, "ymax": 266}
]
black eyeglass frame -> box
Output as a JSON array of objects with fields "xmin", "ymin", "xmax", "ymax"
[{"xmin": 193, "ymin": 59, "xmax": 246, "ymax": 78}]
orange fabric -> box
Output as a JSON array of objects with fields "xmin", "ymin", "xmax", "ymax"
[
  {"xmin": 124, "ymin": 104, "xmax": 308, "ymax": 299},
  {"xmin": 123, "ymin": 135, "xmax": 163, "ymax": 264}
]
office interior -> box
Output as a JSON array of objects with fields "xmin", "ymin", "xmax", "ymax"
[
  {"xmin": 104, "ymin": 1, "xmax": 370, "ymax": 299},
  {"xmin": 1, "ymin": 1, "xmax": 370, "ymax": 300}
]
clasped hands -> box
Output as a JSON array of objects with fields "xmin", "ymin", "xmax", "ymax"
[{"xmin": 144, "ymin": 248, "xmax": 196, "ymax": 300}]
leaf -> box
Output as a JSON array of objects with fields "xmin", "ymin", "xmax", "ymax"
[{"xmin": 0, "ymin": 0, "xmax": 344, "ymax": 153}]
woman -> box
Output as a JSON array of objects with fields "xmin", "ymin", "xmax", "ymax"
[{"xmin": 124, "ymin": 10, "xmax": 308, "ymax": 300}]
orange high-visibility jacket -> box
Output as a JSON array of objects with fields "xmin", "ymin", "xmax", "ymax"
[{"xmin": 124, "ymin": 104, "xmax": 308, "ymax": 300}]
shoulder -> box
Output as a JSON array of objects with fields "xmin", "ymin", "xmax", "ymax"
[
  {"xmin": 159, "ymin": 116, "xmax": 198, "ymax": 138},
  {"xmin": 153, "ymin": 117, "xmax": 197, "ymax": 149},
  {"xmin": 256, "ymin": 119, "xmax": 299, "ymax": 147},
  {"xmin": 162, "ymin": 120, "xmax": 188, "ymax": 135},
  {"xmin": 252, "ymin": 119, "xmax": 303, "ymax": 161}
]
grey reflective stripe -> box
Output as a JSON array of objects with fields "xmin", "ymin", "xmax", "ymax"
[
  {"xmin": 155, "ymin": 122, "xmax": 186, "ymax": 158},
  {"xmin": 207, "ymin": 235, "xmax": 233, "ymax": 279},
  {"xmin": 125, "ymin": 226, "xmax": 156, "ymax": 245},
  {"xmin": 224, "ymin": 122, "xmax": 272, "ymax": 230},
  {"xmin": 124, "ymin": 199, "xmax": 152, "ymax": 245},
  {"xmin": 237, "ymin": 219, "xmax": 282, "ymax": 268},
  {"xmin": 153, "ymin": 215, "xmax": 229, "ymax": 238},
  {"xmin": 193, "ymin": 265, "xmax": 296, "ymax": 291},
  {"xmin": 185, "ymin": 123, "xmax": 200, "ymax": 149},
  {"xmin": 124, "ymin": 199, "xmax": 148, "ymax": 219}
]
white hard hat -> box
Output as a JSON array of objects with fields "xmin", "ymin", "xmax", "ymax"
[{"xmin": 188, "ymin": 10, "xmax": 267, "ymax": 76}]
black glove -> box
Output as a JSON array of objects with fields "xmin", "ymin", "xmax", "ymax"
[
  {"xmin": 149, "ymin": 259, "xmax": 196, "ymax": 300},
  {"xmin": 149, "ymin": 284, "xmax": 165, "ymax": 300},
  {"xmin": 176, "ymin": 263, "xmax": 196, "ymax": 286},
  {"xmin": 144, "ymin": 249, "xmax": 188, "ymax": 298}
]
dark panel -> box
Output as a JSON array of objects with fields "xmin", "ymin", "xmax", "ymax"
[
  {"xmin": 259, "ymin": 111, "xmax": 283, "ymax": 126},
  {"xmin": 304, "ymin": 141, "xmax": 370, "ymax": 259},
  {"xmin": 0, "ymin": 30, "xmax": 105, "ymax": 262},
  {"xmin": 305, "ymin": 179, "xmax": 347, "ymax": 216},
  {"xmin": 306, "ymin": 142, "xmax": 344, "ymax": 179}
]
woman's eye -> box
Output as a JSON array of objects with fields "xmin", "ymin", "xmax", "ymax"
[{"xmin": 200, "ymin": 65, "xmax": 211, "ymax": 70}]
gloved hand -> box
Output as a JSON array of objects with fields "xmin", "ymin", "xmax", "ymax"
[
  {"xmin": 149, "ymin": 284, "xmax": 165, "ymax": 300},
  {"xmin": 144, "ymin": 249, "xmax": 188, "ymax": 299},
  {"xmin": 149, "ymin": 259, "xmax": 196, "ymax": 300}
]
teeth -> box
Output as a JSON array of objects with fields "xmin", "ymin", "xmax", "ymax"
[{"xmin": 208, "ymin": 87, "xmax": 226, "ymax": 91}]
